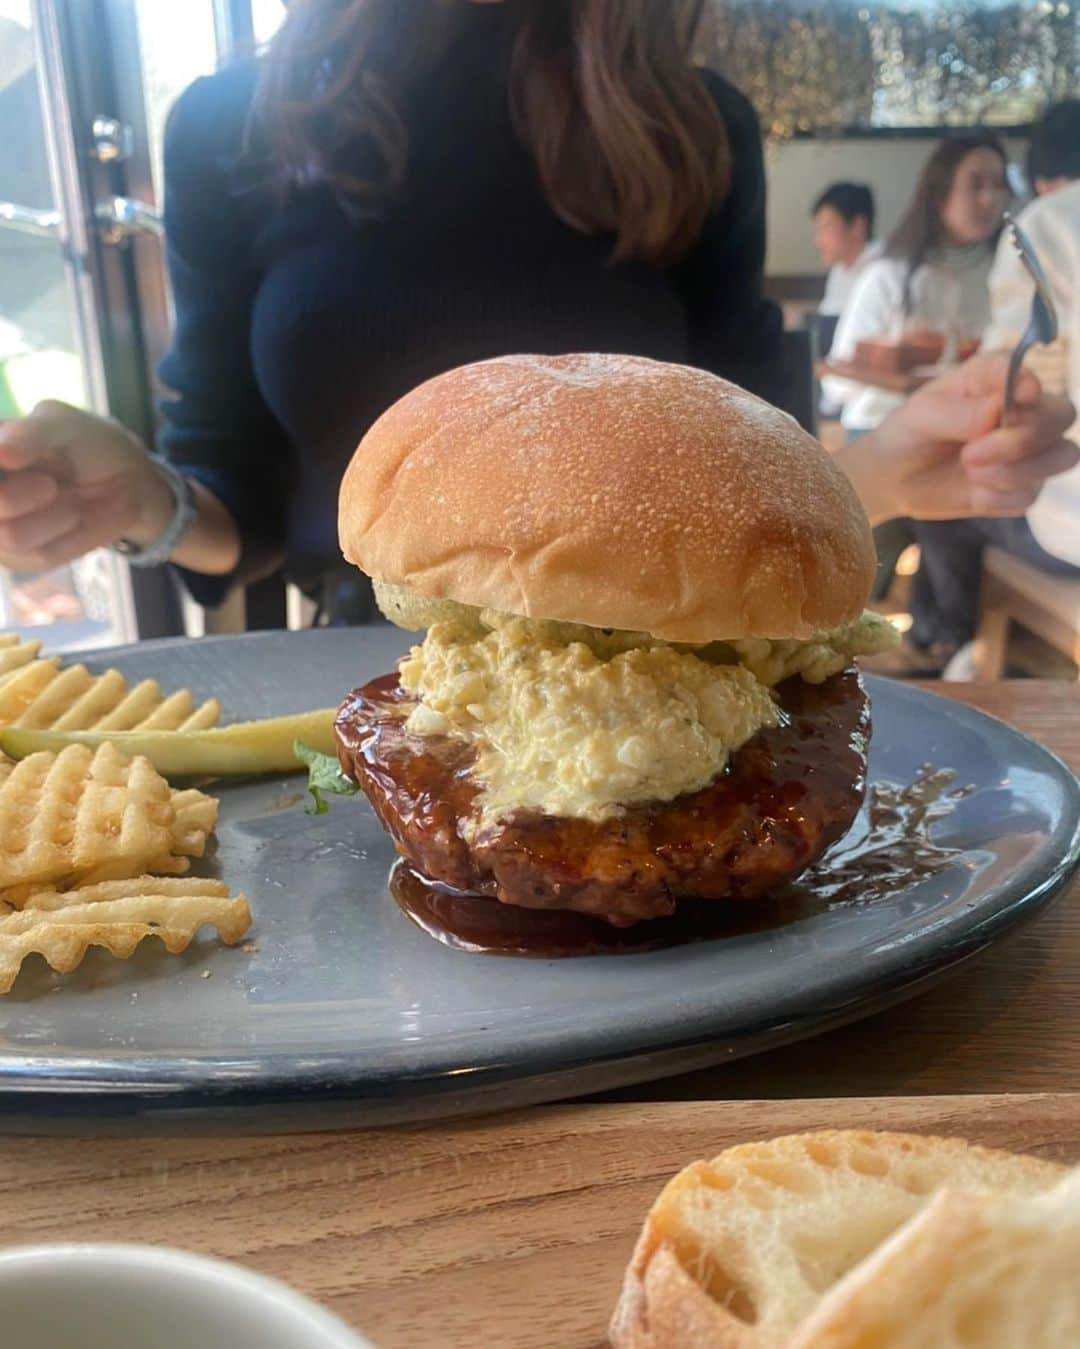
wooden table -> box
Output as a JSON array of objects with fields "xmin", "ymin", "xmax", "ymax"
[
  {"xmin": 819, "ymin": 358, "xmax": 936, "ymax": 394},
  {"xmin": 3, "ymin": 681, "xmax": 1079, "ymax": 1348},
  {"xmin": 3, "ymin": 1095, "xmax": 1078, "ymax": 1347}
]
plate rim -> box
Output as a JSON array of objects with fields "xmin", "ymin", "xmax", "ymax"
[{"xmin": 0, "ymin": 636, "xmax": 1077, "ymax": 1120}]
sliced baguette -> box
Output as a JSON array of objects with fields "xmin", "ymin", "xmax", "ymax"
[
  {"xmin": 789, "ymin": 1166, "xmax": 1080, "ymax": 1348},
  {"xmin": 610, "ymin": 1129, "xmax": 1064, "ymax": 1349}
]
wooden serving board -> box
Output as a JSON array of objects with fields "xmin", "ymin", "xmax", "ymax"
[{"xmin": 3, "ymin": 1094, "xmax": 1078, "ymax": 1348}]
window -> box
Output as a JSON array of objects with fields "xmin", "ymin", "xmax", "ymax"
[
  {"xmin": 700, "ymin": 0, "xmax": 1078, "ymax": 136},
  {"xmin": 252, "ymin": 0, "xmax": 285, "ymax": 46},
  {"xmin": 134, "ymin": 0, "xmax": 219, "ymax": 202},
  {"xmin": 0, "ymin": 0, "xmax": 30, "ymax": 27}
]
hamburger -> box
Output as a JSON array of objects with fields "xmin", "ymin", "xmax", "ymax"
[{"xmin": 330, "ymin": 354, "xmax": 898, "ymax": 953}]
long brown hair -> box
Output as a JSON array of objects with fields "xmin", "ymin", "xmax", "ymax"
[
  {"xmin": 886, "ymin": 132, "xmax": 1007, "ymax": 310},
  {"xmin": 255, "ymin": 0, "xmax": 728, "ymax": 264}
]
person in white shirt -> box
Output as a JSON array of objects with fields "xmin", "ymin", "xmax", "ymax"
[
  {"xmin": 822, "ymin": 135, "xmax": 1011, "ymax": 650},
  {"xmin": 812, "ymin": 182, "xmax": 882, "ymax": 317},
  {"xmin": 826, "ymin": 134, "xmax": 1009, "ymax": 437},
  {"xmin": 891, "ymin": 103, "xmax": 1080, "ymax": 676}
]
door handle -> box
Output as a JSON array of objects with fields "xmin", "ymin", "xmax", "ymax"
[
  {"xmin": 95, "ymin": 196, "xmax": 163, "ymax": 244},
  {"xmin": 0, "ymin": 198, "xmax": 162, "ymax": 246},
  {"xmin": 0, "ymin": 203, "xmax": 63, "ymax": 239}
]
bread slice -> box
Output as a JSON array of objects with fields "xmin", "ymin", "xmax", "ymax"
[
  {"xmin": 609, "ymin": 1129, "xmax": 1064, "ymax": 1349},
  {"xmin": 788, "ymin": 1166, "xmax": 1080, "ymax": 1348}
]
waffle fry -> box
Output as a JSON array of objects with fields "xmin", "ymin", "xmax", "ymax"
[
  {"xmin": 0, "ymin": 742, "xmax": 217, "ymax": 896},
  {"xmin": 0, "ymin": 648, "xmax": 220, "ymax": 732},
  {"xmin": 168, "ymin": 787, "xmax": 219, "ymax": 858},
  {"xmin": 0, "ymin": 634, "xmax": 42, "ymax": 680},
  {"xmin": 0, "ymin": 875, "xmax": 251, "ymax": 993}
]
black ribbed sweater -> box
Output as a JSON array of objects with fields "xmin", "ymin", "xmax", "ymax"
[{"xmin": 158, "ymin": 21, "xmax": 782, "ymax": 606}]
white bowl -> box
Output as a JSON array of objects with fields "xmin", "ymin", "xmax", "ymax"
[{"xmin": 0, "ymin": 1243, "xmax": 374, "ymax": 1349}]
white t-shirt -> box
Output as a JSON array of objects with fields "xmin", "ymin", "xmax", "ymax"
[
  {"xmin": 826, "ymin": 246, "xmax": 994, "ymax": 432},
  {"xmin": 819, "ymin": 240, "xmax": 884, "ymax": 317},
  {"xmin": 985, "ymin": 181, "xmax": 1080, "ymax": 566}
]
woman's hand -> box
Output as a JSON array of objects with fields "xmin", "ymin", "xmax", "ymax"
[
  {"xmin": 838, "ymin": 353, "xmax": 1077, "ymax": 524},
  {"xmin": 0, "ymin": 401, "xmax": 173, "ymax": 573},
  {"xmin": 0, "ymin": 401, "xmax": 240, "ymax": 576}
]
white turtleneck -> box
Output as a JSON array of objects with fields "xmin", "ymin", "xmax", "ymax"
[{"xmin": 825, "ymin": 243, "xmax": 995, "ymax": 431}]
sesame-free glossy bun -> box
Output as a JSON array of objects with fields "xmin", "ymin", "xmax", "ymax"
[{"xmin": 338, "ymin": 354, "xmax": 876, "ymax": 643}]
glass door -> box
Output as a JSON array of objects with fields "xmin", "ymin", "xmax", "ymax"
[
  {"xmin": 0, "ymin": 0, "xmax": 264, "ymax": 649},
  {"xmin": 0, "ymin": 0, "xmax": 133, "ymax": 648}
]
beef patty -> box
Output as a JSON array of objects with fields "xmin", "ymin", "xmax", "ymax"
[{"xmin": 335, "ymin": 670, "xmax": 869, "ymax": 927}]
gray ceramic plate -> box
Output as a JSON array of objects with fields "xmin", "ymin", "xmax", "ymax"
[{"xmin": 0, "ymin": 628, "xmax": 1077, "ymax": 1132}]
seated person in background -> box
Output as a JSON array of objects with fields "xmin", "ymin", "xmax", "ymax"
[
  {"xmin": 825, "ymin": 135, "xmax": 1008, "ymax": 439},
  {"xmin": 110, "ymin": 0, "xmax": 789, "ymax": 623},
  {"xmin": 812, "ymin": 182, "xmax": 881, "ymax": 319},
  {"xmin": 4, "ymin": 0, "xmax": 792, "ymax": 627},
  {"xmin": 812, "ymin": 183, "xmax": 880, "ymax": 420},
  {"xmin": 824, "ymin": 135, "xmax": 1009, "ymax": 615},
  {"xmin": 872, "ymin": 106, "xmax": 1080, "ymax": 679}
]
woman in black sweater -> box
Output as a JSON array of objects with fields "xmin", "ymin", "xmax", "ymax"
[
  {"xmin": 0, "ymin": 0, "xmax": 1074, "ymax": 605},
  {"xmin": 154, "ymin": 0, "xmax": 783, "ymax": 612}
]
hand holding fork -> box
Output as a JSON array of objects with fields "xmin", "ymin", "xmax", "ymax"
[{"xmin": 1002, "ymin": 211, "xmax": 1059, "ymax": 422}]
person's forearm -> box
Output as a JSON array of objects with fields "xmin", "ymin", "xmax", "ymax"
[
  {"xmin": 173, "ymin": 481, "xmax": 242, "ymax": 573},
  {"xmin": 831, "ymin": 433, "xmax": 891, "ymax": 527},
  {"xmin": 125, "ymin": 469, "xmax": 242, "ymax": 574}
]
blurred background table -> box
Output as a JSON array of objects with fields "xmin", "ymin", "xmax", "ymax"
[{"xmin": 818, "ymin": 357, "xmax": 939, "ymax": 394}]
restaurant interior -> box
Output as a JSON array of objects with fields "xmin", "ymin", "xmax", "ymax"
[{"xmin": 0, "ymin": 2, "xmax": 1078, "ymax": 1347}]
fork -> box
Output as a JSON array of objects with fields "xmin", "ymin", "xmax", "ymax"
[{"xmin": 1002, "ymin": 211, "xmax": 1059, "ymax": 421}]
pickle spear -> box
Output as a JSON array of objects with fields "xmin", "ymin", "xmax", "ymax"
[{"xmin": 0, "ymin": 709, "xmax": 337, "ymax": 777}]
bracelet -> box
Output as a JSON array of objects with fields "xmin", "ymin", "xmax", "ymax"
[{"xmin": 112, "ymin": 455, "xmax": 196, "ymax": 568}]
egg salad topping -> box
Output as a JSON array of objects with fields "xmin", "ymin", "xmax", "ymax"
[{"xmin": 398, "ymin": 618, "xmax": 780, "ymax": 830}]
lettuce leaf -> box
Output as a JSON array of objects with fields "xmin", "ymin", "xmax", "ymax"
[{"xmin": 294, "ymin": 740, "xmax": 359, "ymax": 815}]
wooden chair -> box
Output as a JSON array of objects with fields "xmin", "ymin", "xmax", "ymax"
[{"xmin": 972, "ymin": 547, "xmax": 1080, "ymax": 681}]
